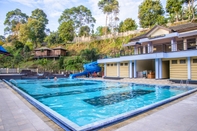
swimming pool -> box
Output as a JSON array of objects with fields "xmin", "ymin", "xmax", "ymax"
[{"xmin": 7, "ymin": 78, "xmax": 197, "ymax": 131}]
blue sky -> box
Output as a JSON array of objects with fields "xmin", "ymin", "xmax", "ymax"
[{"xmin": 0, "ymin": 0, "xmax": 166, "ymax": 36}]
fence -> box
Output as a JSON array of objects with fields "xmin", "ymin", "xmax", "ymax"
[
  {"xmin": 0, "ymin": 68, "xmax": 82, "ymax": 74},
  {"xmin": 72, "ymin": 28, "xmax": 148, "ymax": 43}
]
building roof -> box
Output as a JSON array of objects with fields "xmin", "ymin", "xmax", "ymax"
[
  {"xmin": 34, "ymin": 47, "xmax": 52, "ymax": 51},
  {"xmin": 52, "ymin": 47, "xmax": 66, "ymax": 50},
  {"xmin": 169, "ymin": 23, "xmax": 197, "ymax": 32},
  {"xmin": 129, "ymin": 23, "xmax": 197, "ymax": 42}
]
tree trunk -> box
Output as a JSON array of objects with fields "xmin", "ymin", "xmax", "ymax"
[
  {"xmin": 191, "ymin": 0, "xmax": 195, "ymax": 20},
  {"xmin": 105, "ymin": 14, "xmax": 108, "ymax": 36},
  {"xmin": 188, "ymin": 1, "xmax": 191, "ymax": 20}
]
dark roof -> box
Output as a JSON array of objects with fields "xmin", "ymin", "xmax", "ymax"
[{"xmin": 169, "ymin": 23, "xmax": 197, "ymax": 32}]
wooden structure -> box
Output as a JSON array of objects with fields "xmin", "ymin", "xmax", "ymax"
[{"xmin": 34, "ymin": 47, "xmax": 67, "ymax": 59}]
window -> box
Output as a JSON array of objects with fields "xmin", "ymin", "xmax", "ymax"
[
  {"xmin": 180, "ymin": 59, "xmax": 186, "ymax": 64},
  {"xmin": 193, "ymin": 59, "xmax": 197, "ymax": 63},
  {"xmin": 114, "ymin": 63, "xmax": 117, "ymax": 66},
  {"xmin": 111, "ymin": 64, "xmax": 113, "ymax": 66},
  {"xmin": 124, "ymin": 63, "xmax": 128, "ymax": 66},
  {"xmin": 172, "ymin": 60, "xmax": 177, "ymax": 64},
  {"xmin": 120, "ymin": 63, "xmax": 123, "ymax": 66},
  {"xmin": 107, "ymin": 64, "xmax": 109, "ymax": 66}
]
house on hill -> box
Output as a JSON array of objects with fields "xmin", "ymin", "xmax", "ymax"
[
  {"xmin": 98, "ymin": 23, "xmax": 197, "ymax": 81},
  {"xmin": 34, "ymin": 46, "xmax": 67, "ymax": 59}
]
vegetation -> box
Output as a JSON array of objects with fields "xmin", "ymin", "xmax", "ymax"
[{"xmin": 138, "ymin": 0, "xmax": 165, "ymax": 28}]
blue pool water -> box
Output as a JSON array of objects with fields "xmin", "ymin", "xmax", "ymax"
[{"xmin": 9, "ymin": 78, "xmax": 195, "ymax": 130}]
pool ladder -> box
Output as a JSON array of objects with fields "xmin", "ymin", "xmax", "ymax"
[{"xmin": 180, "ymin": 80, "xmax": 189, "ymax": 87}]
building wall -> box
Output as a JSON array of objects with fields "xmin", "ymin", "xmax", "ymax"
[
  {"xmin": 120, "ymin": 62, "xmax": 129, "ymax": 77},
  {"xmin": 151, "ymin": 29, "xmax": 169, "ymax": 37},
  {"xmin": 191, "ymin": 57, "xmax": 197, "ymax": 80},
  {"xmin": 106, "ymin": 63, "xmax": 117, "ymax": 77},
  {"xmin": 170, "ymin": 58, "xmax": 188, "ymax": 80}
]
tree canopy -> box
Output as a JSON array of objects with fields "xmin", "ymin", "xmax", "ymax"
[
  {"xmin": 138, "ymin": 0, "xmax": 165, "ymax": 28},
  {"xmin": 59, "ymin": 5, "xmax": 96, "ymax": 35},
  {"xmin": 58, "ymin": 21, "xmax": 75, "ymax": 43},
  {"xmin": 4, "ymin": 8, "xmax": 28, "ymax": 36},
  {"xmin": 166, "ymin": 0, "xmax": 183, "ymax": 22},
  {"xmin": 119, "ymin": 18, "xmax": 137, "ymax": 32}
]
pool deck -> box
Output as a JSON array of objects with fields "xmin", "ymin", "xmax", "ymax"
[{"xmin": 0, "ymin": 78, "xmax": 197, "ymax": 131}]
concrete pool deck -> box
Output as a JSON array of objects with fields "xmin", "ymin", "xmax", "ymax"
[{"xmin": 0, "ymin": 79, "xmax": 197, "ymax": 131}]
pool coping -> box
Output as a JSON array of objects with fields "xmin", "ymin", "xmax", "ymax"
[{"xmin": 3, "ymin": 79, "xmax": 197, "ymax": 131}]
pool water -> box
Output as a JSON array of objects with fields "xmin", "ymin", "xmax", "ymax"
[{"xmin": 10, "ymin": 78, "xmax": 194, "ymax": 129}]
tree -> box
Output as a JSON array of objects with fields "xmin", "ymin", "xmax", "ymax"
[
  {"xmin": 80, "ymin": 48, "xmax": 99, "ymax": 62},
  {"xmin": 59, "ymin": 5, "xmax": 96, "ymax": 35},
  {"xmin": 95, "ymin": 26, "xmax": 110, "ymax": 36},
  {"xmin": 0, "ymin": 35, "xmax": 5, "ymax": 45},
  {"xmin": 0, "ymin": 35, "xmax": 5, "ymax": 42},
  {"xmin": 30, "ymin": 9, "xmax": 48, "ymax": 26},
  {"xmin": 166, "ymin": 0, "xmax": 183, "ymax": 22},
  {"xmin": 58, "ymin": 21, "xmax": 75, "ymax": 43},
  {"xmin": 4, "ymin": 8, "xmax": 28, "ymax": 36},
  {"xmin": 44, "ymin": 31, "xmax": 63, "ymax": 45},
  {"xmin": 19, "ymin": 18, "xmax": 46, "ymax": 48},
  {"xmin": 79, "ymin": 26, "xmax": 90, "ymax": 37},
  {"xmin": 182, "ymin": 0, "xmax": 197, "ymax": 21},
  {"xmin": 98, "ymin": 0, "xmax": 119, "ymax": 34},
  {"xmin": 119, "ymin": 18, "xmax": 137, "ymax": 32},
  {"xmin": 138, "ymin": 0, "xmax": 165, "ymax": 28}
]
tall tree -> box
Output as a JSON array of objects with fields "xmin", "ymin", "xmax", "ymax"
[
  {"xmin": 98, "ymin": 0, "xmax": 119, "ymax": 34},
  {"xmin": 59, "ymin": 5, "xmax": 96, "ymax": 35},
  {"xmin": 25, "ymin": 9, "xmax": 48, "ymax": 48},
  {"xmin": 138, "ymin": 0, "xmax": 165, "ymax": 28},
  {"xmin": 19, "ymin": 18, "xmax": 46, "ymax": 48},
  {"xmin": 4, "ymin": 8, "xmax": 28, "ymax": 36},
  {"xmin": 119, "ymin": 18, "xmax": 137, "ymax": 32},
  {"xmin": 30, "ymin": 9, "xmax": 48, "ymax": 26},
  {"xmin": 166, "ymin": 0, "xmax": 183, "ymax": 22},
  {"xmin": 58, "ymin": 21, "xmax": 75, "ymax": 43}
]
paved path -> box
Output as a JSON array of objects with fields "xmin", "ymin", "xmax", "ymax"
[
  {"xmin": 0, "ymin": 81, "xmax": 53, "ymax": 131},
  {"xmin": 115, "ymin": 93, "xmax": 197, "ymax": 131}
]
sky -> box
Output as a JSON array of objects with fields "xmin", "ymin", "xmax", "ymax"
[{"xmin": 0, "ymin": 0, "xmax": 166, "ymax": 36}]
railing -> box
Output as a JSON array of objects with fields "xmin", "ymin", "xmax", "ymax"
[{"xmin": 99, "ymin": 40, "xmax": 197, "ymax": 59}]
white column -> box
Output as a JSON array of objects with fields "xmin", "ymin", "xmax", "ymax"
[
  {"xmin": 155, "ymin": 58, "xmax": 159, "ymax": 79},
  {"xmin": 187, "ymin": 57, "xmax": 191, "ymax": 80},
  {"xmin": 183, "ymin": 38, "xmax": 187, "ymax": 50},
  {"xmin": 148, "ymin": 42, "xmax": 152, "ymax": 53},
  {"xmin": 143, "ymin": 45, "xmax": 146, "ymax": 54},
  {"xmin": 159, "ymin": 59, "xmax": 162, "ymax": 79},
  {"xmin": 117, "ymin": 62, "xmax": 120, "ymax": 77},
  {"xmin": 104, "ymin": 63, "xmax": 107, "ymax": 77},
  {"xmin": 171, "ymin": 38, "xmax": 177, "ymax": 51},
  {"xmin": 129, "ymin": 61, "xmax": 133, "ymax": 78},
  {"xmin": 134, "ymin": 60, "xmax": 137, "ymax": 78}
]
